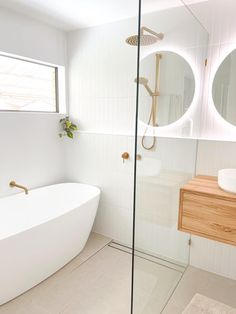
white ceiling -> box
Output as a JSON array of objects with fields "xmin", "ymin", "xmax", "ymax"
[{"xmin": 0, "ymin": 0, "xmax": 208, "ymax": 31}]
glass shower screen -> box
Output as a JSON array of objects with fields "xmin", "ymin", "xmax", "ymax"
[{"xmin": 131, "ymin": 0, "xmax": 208, "ymax": 313}]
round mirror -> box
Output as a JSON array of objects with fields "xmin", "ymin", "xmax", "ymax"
[
  {"xmin": 212, "ymin": 49, "xmax": 236, "ymax": 126},
  {"xmin": 138, "ymin": 51, "xmax": 195, "ymax": 127}
]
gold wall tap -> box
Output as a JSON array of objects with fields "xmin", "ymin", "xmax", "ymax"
[
  {"xmin": 9, "ymin": 181, "xmax": 29, "ymax": 195},
  {"xmin": 136, "ymin": 154, "xmax": 142, "ymax": 160},
  {"xmin": 121, "ymin": 152, "xmax": 129, "ymax": 163}
]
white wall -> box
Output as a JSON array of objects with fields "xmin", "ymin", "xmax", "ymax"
[
  {"xmin": 67, "ymin": 18, "xmax": 138, "ymax": 135},
  {"xmin": 189, "ymin": 140, "xmax": 236, "ymax": 280},
  {"xmin": 187, "ymin": 0, "xmax": 236, "ymax": 141},
  {"xmin": 0, "ymin": 113, "xmax": 65, "ymax": 197},
  {"xmin": 65, "ymin": 133, "xmax": 135, "ymax": 244},
  {"xmin": 66, "ymin": 16, "xmax": 138, "ymax": 244},
  {"xmin": 176, "ymin": 0, "xmax": 236, "ymax": 280},
  {"xmin": 135, "ymin": 137, "xmax": 197, "ymax": 264},
  {"xmin": 66, "ymin": 2, "xmax": 236, "ymax": 281},
  {"xmin": 65, "ymin": 5, "xmax": 207, "ymax": 248},
  {"xmin": 0, "ymin": 8, "xmax": 67, "ymax": 197},
  {"xmin": 0, "ymin": 7, "xmax": 67, "ymax": 65}
]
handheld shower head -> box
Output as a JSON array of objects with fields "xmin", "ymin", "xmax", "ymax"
[
  {"xmin": 135, "ymin": 77, "xmax": 154, "ymax": 97},
  {"xmin": 126, "ymin": 26, "xmax": 164, "ymax": 46},
  {"xmin": 134, "ymin": 77, "xmax": 149, "ymax": 85}
]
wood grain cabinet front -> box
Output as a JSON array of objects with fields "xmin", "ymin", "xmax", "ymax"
[{"xmin": 178, "ymin": 175, "xmax": 236, "ymax": 246}]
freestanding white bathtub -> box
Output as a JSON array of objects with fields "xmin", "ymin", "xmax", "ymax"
[{"xmin": 0, "ymin": 183, "xmax": 100, "ymax": 305}]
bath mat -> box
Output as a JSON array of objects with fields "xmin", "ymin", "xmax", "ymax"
[{"xmin": 182, "ymin": 294, "xmax": 236, "ymax": 314}]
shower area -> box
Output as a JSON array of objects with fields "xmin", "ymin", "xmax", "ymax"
[
  {"xmin": 68, "ymin": 0, "xmax": 208, "ymax": 312},
  {"xmin": 129, "ymin": 0, "xmax": 208, "ymax": 313}
]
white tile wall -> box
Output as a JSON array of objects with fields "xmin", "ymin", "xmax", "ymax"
[
  {"xmin": 135, "ymin": 137, "xmax": 197, "ymax": 264},
  {"xmin": 190, "ymin": 236, "xmax": 236, "ymax": 280},
  {"xmin": 67, "ymin": 6, "xmax": 208, "ymax": 137},
  {"xmin": 65, "ymin": 134, "xmax": 198, "ymax": 260},
  {"xmin": 65, "ymin": 133, "xmax": 135, "ymax": 245},
  {"xmin": 66, "ymin": 5, "xmax": 207, "ymax": 248},
  {"xmin": 178, "ymin": 1, "xmax": 236, "ymax": 280},
  {"xmin": 188, "ymin": 0, "xmax": 236, "ymax": 141},
  {"xmin": 67, "ymin": 18, "xmax": 138, "ymax": 136},
  {"xmin": 196, "ymin": 140, "xmax": 236, "ymax": 176},
  {"xmin": 66, "ymin": 15, "xmax": 138, "ymax": 244},
  {"xmin": 66, "ymin": 2, "xmax": 236, "ymax": 279},
  {"xmin": 189, "ymin": 140, "xmax": 236, "ymax": 280}
]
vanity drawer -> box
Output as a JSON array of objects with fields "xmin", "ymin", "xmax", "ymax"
[{"xmin": 179, "ymin": 191, "xmax": 236, "ymax": 246}]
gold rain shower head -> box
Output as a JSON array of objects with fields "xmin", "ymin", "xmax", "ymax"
[{"xmin": 126, "ymin": 26, "xmax": 164, "ymax": 46}]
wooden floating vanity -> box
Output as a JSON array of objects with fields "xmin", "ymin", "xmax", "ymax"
[{"xmin": 178, "ymin": 175, "xmax": 236, "ymax": 246}]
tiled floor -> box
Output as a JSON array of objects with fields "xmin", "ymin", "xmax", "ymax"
[
  {"xmin": 0, "ymin": 233, "xmax": 182, "ymax": 314},
  {"xmin": 133, "ymin": 258, "xmax": 182, "ymax": 314},
  {"xmin": 0, "ymin": 233, "xmax": 115, "ymax": 314},
  {"xmin": 163, "ymin": 266, "xmax": 236, "ymax": 314},
  {"xmin": 1, "ymin": 233, "xmax": 236, "ymax": 314}
]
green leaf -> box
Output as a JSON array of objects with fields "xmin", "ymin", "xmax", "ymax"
[
  {"xmin": 70, "ymin": 124, "xmax": 78, "ymax": 130},
  {"xmin": 65, "ymin": 121, "xmax": 72, "ymax": 128},
  {"xmin": 66, "ymin": 130, "xmax": 73, "ymax": 139}
]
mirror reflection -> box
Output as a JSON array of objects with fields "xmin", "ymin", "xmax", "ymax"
[
  {"xmin": 212, "ymin": 49, "xmax": 236, "ymax": 126},
  {"xmin": 138, "ymin": 51, "xmax": 195, "ymax": 128}
]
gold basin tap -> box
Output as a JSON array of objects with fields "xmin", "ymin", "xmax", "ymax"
[{"xmin": 9, "ymin": 181, "xmax": 29, "ymax": 195}]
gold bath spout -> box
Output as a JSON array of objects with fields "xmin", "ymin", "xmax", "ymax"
[{"xmin": 9, "ymin": 181, "xmax": 29, "ymax": 195}]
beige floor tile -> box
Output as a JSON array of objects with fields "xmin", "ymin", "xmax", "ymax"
[
  {"xmin": 0, "ymin": 233, "xmax": 111, "ymax": 314},
  {"xmin": 56, "ymin": 246, "xmax": 132, "ymax": 314},
  {"xmin": 0, "ymin": 231, "xmax": 184, "ymax": 314},
  {"xmin": 6, "ymin": 234, "xmax": 233, "ymax": 314},
  {"xmin": 182, "ymin": 294, "xmax": 236, "ymax": 314},
  {"xmin": 0, "ymin": 297, "xmax": 51, "ymax": 314},
  {"xmin": 163, "ymin": 266, "xmax": 236, "ymax": 314},
  {"xmin": 133, "ymin": 257, "xmax": 182, "ymax": 314}
]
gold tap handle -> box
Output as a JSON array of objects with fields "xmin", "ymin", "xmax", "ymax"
[{"xmin": 121, "ymin": 152, "xmax": 129, "ymax": 163}]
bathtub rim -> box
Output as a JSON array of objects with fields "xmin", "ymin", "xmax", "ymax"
[
  {"xmin": 0, "ymin": 182, "xmax": 100, "ymax": 200},
  {"xmin": 0, "ymin": 182, "xmax": 101, "ymax": 241}
]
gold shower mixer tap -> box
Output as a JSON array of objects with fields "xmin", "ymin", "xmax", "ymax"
[{"xmin": 121, "ymin": 152, "xmax": 129, "ymax": 163}]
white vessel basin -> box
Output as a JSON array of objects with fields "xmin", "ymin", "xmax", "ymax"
[
  {"xmin": 218, "ymin": 169, "xmax": 236, "ymax": 193},
  {"xmin": 137, "ymin": 157, "xmax": 162, "ymax": 177}
]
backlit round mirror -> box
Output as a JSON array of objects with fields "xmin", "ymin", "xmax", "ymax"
[
  {"xmin": 138, "ymin": 51, "xmax": 195, "ymax": 127},
  {"xmin": 212, "ymin": 49, "xmax": 236, "ymax": 126}
]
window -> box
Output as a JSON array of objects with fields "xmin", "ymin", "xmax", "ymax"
[{"xmin": 0, "ymin": 54, "xmax": 58, "ymax": 112}]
